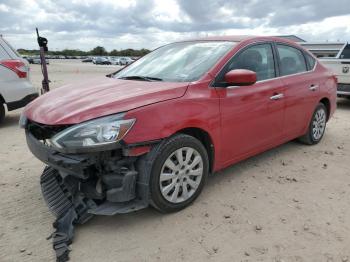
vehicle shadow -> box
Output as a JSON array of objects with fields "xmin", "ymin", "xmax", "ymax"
[
  {"xmin": 1, "ymin": 112, "xmax": 20, "ymax": 128},
  {"xmin": 337, "ymin": 98, "xmax": 350, "ymax": 109},
  {"xmin": 81, "ymin": 140, "xmax": 302, "ymax": 231}
]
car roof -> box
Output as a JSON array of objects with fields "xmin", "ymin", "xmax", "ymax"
[{"xmin": 178, "ymin": 35, "xmax": 297, "ymax": 45}]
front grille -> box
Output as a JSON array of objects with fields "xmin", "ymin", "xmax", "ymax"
[
  {"xmin": 27, "ymin": 120, "xmax": 70, "ymax": 140},
  {"xmin": 338, "ymin": 84, "xmax": 350, "ymax": 93}
]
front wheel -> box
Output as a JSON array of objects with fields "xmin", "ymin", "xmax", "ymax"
[
  {"xmin": 145, "ymin": 134, "xmax": 209, "ymax": 213},
  {"xmin": 298, "ymin": 103, "xmax": 327, "ymax": 145}
]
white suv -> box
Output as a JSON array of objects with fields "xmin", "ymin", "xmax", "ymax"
[{"xmin": 0, "ymin": 35, "xmax": 38, "ymax": 123}]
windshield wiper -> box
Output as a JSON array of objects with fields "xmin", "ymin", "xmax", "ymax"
[{"xmin": 119, "ymin": 75, "xmax": 163, "ymax": 81}]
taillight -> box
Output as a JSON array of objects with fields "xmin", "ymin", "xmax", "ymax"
[{"xmin": 0, "ymin": 59, "xmax": 28, "ymax": 78}]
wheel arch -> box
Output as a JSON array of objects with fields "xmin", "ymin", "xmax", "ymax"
[
  {"xmin": 319, "ymin": 97, "xmax": 330, "ymax": 121},
  {"xmin": 176, "ymin": 127, "xmax": 215, "ymax": 173},
  {"xmin": 0, "ymin": 94, "xmax": 5, "ymax": 104}
]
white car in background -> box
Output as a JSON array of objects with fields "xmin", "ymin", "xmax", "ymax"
[
  {"xmin": 319, "ymin": 44, "xmax": 350, "ymax": 98},
  {"xmin": 0, "ymin": 35, "xmax": 38, "ymax": 123},
  {"xmin": 108, "ymin": 57, "xmax": 121, "ymax": 65},
  {"xmin": 302, "ymin": 41, "xmax": 350, "ymax": 99},
  {"xmin": 119, "ymin": 57, "xmax": 133, "ymax": 65}
]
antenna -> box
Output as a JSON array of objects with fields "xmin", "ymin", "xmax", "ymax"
[{"xmin": 36, "ymin": 28, "xmax": 50, "ymax": 93}]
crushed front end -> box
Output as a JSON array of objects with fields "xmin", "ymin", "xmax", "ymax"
[
  {"xmin": 21, "ymin": 115, "xmax": 154, "ymax": 261},
  {"xmin": 24, "ymin": 118, "xmax": 152, "ymax": 215}
]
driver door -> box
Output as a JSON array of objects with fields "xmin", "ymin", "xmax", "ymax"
[{"xmin": 214, "ymin": 43, "xmax": 285, "ymax": 167}]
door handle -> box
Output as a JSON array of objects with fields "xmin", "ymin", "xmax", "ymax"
[
  {"xmin": 270, "ymin": 93, "xmax": 284, "ymax": 100},
  {"xmin": 309, "ymin": 84, "xmax": 319, "ymax": 91}
]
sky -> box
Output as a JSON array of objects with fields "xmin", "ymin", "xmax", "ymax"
[{"xmin": 0, "ymin": 0, "xmax": 350, "ymax": 51}]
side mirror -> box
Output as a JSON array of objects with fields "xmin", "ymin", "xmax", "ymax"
[{"xmin": 224, "ymin": 69, "xmax": 257, "ymax": 86}]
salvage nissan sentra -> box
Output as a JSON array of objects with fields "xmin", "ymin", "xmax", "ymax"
[{"xmin": 20, "ymin": 36, "xmax": 336, "ymax": 259}]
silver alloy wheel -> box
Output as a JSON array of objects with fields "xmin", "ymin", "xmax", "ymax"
[
  {"xmin": 312, "ymin": 108, "xmax": 326, "ymax": 140},
  {"xmin": 159, "ymin": 147, "xmax": 204, "ymax": 204}
]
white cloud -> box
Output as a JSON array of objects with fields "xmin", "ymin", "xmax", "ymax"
[
  {"xmin": 0, "ymin": 3, "xmax": 10, "ymax": 12},
  {"xmin": 0, "ymin": 0, "xmax": 349, "ymax": 51}
]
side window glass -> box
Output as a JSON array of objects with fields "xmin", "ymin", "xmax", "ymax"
[
  {"xmin": 226, "ymin": 44, "xmax": 275, "ymax": 81},
  {"xmin": 277, "ymin": 45, "xmax": 307, "ymax": 76},
  {"xmin": 305, "ymin": 53, "xmax": 316, "ymax": 70},
  {"xmin": 340, "ymin": 44, "xmax": 350, "ymax": 59}
]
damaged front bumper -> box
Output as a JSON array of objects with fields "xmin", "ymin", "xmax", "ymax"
[
  {"xmin": 25, "ymin": 125, "xmax": 156, "ymax": 261},
  {"xmin": 26, "ymin": 130, "xmax": 151, "ymax": 217}
]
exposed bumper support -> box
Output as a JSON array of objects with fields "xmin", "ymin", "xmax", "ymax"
[
  {"xmin": 40, "ymin": 163, "xmax": 148, "ymax": 261},
  {"xmin": 25, "ymin": 127, "xmax": 155, "ymax": 261},
  {"xmin": 41, "ymin": 167, "xmax": 92, "ymax": 262},
  {"xmin": 26, "ymin": 131, "xmax": 150, "ymax": 212},
  {"xmin": 51, "ymin": 208, "xmax": 77, "ymax": 262}
]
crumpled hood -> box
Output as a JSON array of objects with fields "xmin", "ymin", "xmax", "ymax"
[{"xmin": 25, "ymin": 77, "xmax": 189, "ymax": 125}]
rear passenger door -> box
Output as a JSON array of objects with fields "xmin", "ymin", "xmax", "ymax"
[{"xmin": 275, "ymin": 44, "xmax": 320, "ymax": 139}]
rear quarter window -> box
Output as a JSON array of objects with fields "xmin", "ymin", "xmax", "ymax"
[{"xmin": 305, "ymin": 53, "xmax": 316, "ymax": 70}]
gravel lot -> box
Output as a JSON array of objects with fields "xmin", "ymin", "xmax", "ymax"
[{"xmin": 1, "ymin": 60, "xmax": 350, "ymax": 262}]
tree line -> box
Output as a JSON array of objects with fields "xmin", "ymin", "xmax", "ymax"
[{"xmin": 17, "ymin": 46, "xmax": 151, "ymax": 57}]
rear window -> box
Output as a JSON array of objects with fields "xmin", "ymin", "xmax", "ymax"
[
  {"xmin": 0, "ymin": 37, "xmax": 20, "ymax": 58},
  {"xmin": 340, "ymin": 44, "xmax": 350, "ymax": 59},
  {"xmin": 0, "ymin": 44, "xmax": 10, "ymax": 60}
]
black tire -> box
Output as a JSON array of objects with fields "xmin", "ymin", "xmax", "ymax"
[
  {"xmin": 298, "ymin": 103, "xmax": 327, "ymax": 145},
  {"xmin": 0, "ymin": 104, "xmax": 5, "ymax": 124},
  {"xmin": 138, "ymin": 134, "xmax": 209, "ymax": 213}
]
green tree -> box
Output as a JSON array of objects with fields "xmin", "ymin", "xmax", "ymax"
[
  {"xmin": 90, "ymin": 46, "xmax": 107, "ymax": 56},
  {"xmin": 110, "ymin": 49, "xmax": 120, "ymax": 56},
  {"xmin": 17, "ymin": 46, "xmax": 150, "ymax": 58}
]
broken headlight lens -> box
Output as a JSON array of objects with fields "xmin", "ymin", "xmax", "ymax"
[{"xmin": 50, "ymin": 114, "xmax": 135, "ymax": 151}]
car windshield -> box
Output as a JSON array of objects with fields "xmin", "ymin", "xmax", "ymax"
[{"xmin": 114, "ymin": 41, "xmax": 236, "ymax": 82}]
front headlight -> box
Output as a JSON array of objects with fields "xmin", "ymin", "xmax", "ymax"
[{"xmin": 50, "ymin": 114, "xmax": 135, "ymax": 152}]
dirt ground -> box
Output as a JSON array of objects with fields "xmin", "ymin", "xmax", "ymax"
[{"xmin": 1, "ymin": 60, "xmax": 350, "ymax": 262}]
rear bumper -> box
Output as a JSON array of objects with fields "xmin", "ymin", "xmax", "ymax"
[
  {"xmin": 337, "ymin": 83, "xmax": 350, "ymax": 97},
  {"xmin": 6, "ymin": 93, "xmax": 39, "ymax": 111}
]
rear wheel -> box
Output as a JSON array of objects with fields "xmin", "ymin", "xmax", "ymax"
[
  {"xmin": 144, "ymin": 134, "xmax": 209, "ymax": 213},
  {"xmin": 298, "ymin": 103, "xmax": 327, "ymax": 145},
  {"xmin": 0, "ymin": 104, "xmax": 5, "ymax": 124}
]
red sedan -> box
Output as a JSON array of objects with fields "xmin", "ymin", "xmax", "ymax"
[{"xmin": 22, "ymin": 36, "xmax": 336, "ymax": 217}]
